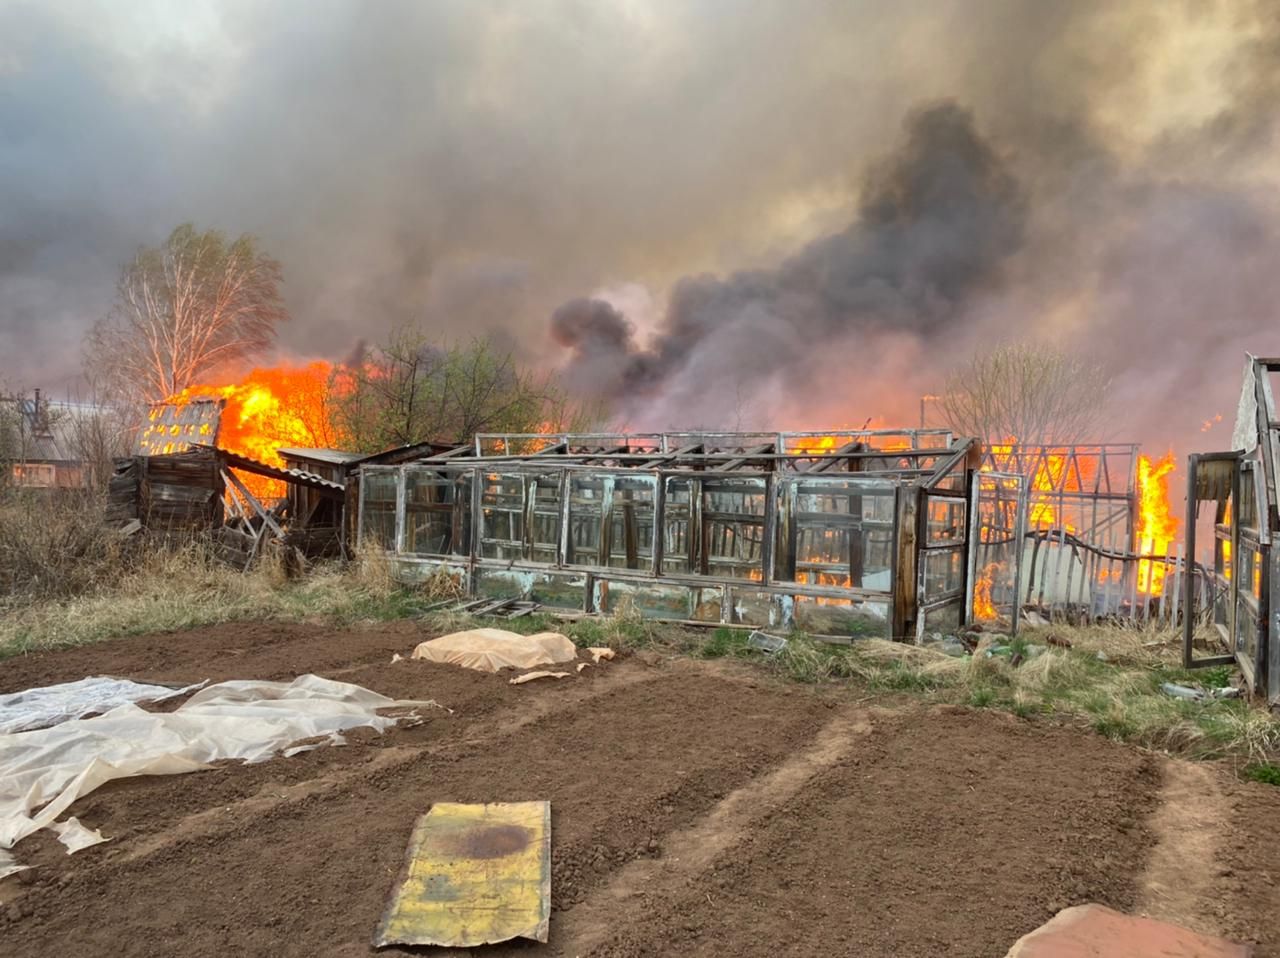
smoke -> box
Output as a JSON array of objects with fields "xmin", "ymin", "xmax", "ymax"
[
  {"xmin": 2, "ymin": 1, "xmax": 1279, "ymax": 452},
  {"xmin": 547, "ymin": 3, "xmax": 1280, "ymax": 445},
  {"xmin": 554, "ymin": 103, "xmax": 1024, "ymax": 423}
]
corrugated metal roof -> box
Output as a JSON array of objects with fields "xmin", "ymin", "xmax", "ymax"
[
  {"xmin": 277, "ymin": 447, "xmax": 366, "ymax": 465},
  {"xmin": 137, "ymin": 401, "xmax": 224, "ymax": 456},
  {"xmin": 192, "ymin": 444, "xmax": 346, "ymax": 497}
]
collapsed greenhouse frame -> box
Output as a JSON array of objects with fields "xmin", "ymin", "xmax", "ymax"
[
  {"xmin": 355, "ymin": 429, "xmax": 1028, "ymax": 640},
  {"xmin": 975, "ymin": 442, "xmax": 1199, "ymax": 627}
]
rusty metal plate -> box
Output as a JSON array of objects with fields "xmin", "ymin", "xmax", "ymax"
[{"xmin": 374, "ymin": 801, "xmax": 551, "ymax": 949}]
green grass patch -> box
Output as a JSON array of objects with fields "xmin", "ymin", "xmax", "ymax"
[
  {"xmin": 699, "ymin": 626, "xmax": 751, "ymax": 659},
  {"xmin": 1243, "ymin": 762, "xmax": 1280, "ymax": 786}
]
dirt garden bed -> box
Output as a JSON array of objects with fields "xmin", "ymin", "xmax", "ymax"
[{"xmin": 0, "ymin": 620, "xmax": 1277, "ymax": 956}]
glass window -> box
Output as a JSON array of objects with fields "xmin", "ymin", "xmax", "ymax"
[
  {"xmin": 606, "ymin": 476, "xmax": 656, "ymax": 570},
  {"xmin": 776, "ymin": 477, "xmax": 895, "ymax": 591},
  {"xmin": 925, "ymin": 496, "xmax": 966, "ymax": 544},
  {"xmin": 360, "ymin": 471, "xmax": 398, "ymax": 550},
  {"xmin": 662, "ymin": 477, "xmax": 693, "ymax": 575},
  {"xmin": 404, "ymin": 469, "xmax": 471, "ymax": 556},
  {"xmin": 528, "ymin": 473, "xmax": 563, "ymax": 564},
  {"xmin": 479, "ymin": 473, "xmax": 525, "ymax": 560},
  {"xmin": 566, "ymin": 474, "xmax": 606, "ymax": 566},
  {"xmin": 922, "ymin": 548, "xmax": 965, "ymax": 598},
  {"xmin": 702, "ymin": 478, "xmax": 766, "ymax": 581}
]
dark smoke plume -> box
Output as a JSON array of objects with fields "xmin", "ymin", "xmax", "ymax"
[
  {"xmin": 553, "ymin": 104, "xmax": 1024, "ymax": 421},
  {"xmin": 4, "ymin": 1, "xmax": 1280, "ymax": 452}
]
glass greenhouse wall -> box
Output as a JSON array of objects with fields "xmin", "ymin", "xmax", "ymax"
[{"xmin": 356, "ymin": 431, "xmax": 1003, "ymax": 640}]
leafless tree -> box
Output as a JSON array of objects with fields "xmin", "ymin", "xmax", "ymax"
[
  {"xmin": 939, "ymin": 342, "xmax": 1111, "ymax": 446},
  {"xmin": 0, "ymin": 389, "xmax": 24, "ymax": 486},
  {"xmin": 85, "ymin": 224, "xmax": 286, "ymax": 404},
  {"xmin": 332, "ymin": 329, "xmax": 604, "ymax": 452},
  {"xmin": 66, "ymin": 380, "xmax": 136, "ymax": 491}
]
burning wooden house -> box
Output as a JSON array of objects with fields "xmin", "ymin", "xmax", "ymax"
[{"xmin": 109, "ymin": 399, "xmax": 348, "ymax": 564}]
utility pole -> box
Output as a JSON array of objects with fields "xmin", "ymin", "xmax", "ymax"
[{"xmin": 919, "ymin": 394, "xmax": 940, "ymax": 429}]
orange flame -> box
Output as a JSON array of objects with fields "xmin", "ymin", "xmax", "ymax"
[
  {"xmin": 796, "ymin": 569, "xmax": 855, "ymax": 605},
  {"xmin": 162, "ymin": 362, "xmax": 343, "ymax": 499},
  {"xmin": 973, "ymin": 562, "xmax": 1000, "ymax": 620},
  {"xmin": 1135, "ymin": 452, "xmax": 1178, "ymax": 595},
  {"xmin": 982, "ymin": 439, "xmax": 1081, "ymax": 533},
  {"xmin": 983, "ymin": 440, "xmax": 1179, "ymax": 597}
]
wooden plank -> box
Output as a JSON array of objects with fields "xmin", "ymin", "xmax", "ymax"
[
  {"xmin": 890, "ymin": 488, "xmax": 918, "ymax": 641},
  {"xmin": 223, "ymin": 468, "xmax": 286, "ymax": 539},
  {"xmin": 1170, "ymin": 543, "xmax": 1183, "ymax": 625},
  {"xmin": 1050, "ymin": 526, "xmax": 1067, "ymax": 621},
  {"xmin": 1158, "ymin": 550, "xmax": 1171, "ymax": 625},
  {"xmin": 1126, "ymin": 542, "xmax": 1139, "ymax": 625},
  {"xmin": 1063, "ymin": 532, "xmax": 1077, "ymax": 622}
]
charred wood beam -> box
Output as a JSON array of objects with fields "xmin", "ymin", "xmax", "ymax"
[
  {"xmin": 806, "ymin": 441, "xmax": 863, "ymax": 474},
  {"xmin": 719, "ymin": 443, "xmax": 775, "ymax": 472},
  {"xmin": 223, "ymin": 468, "xmax": 286, "ymax": 539},
  {"xmin": 638, "ymin": 443, "xmax": 704, "ymax": 468}
]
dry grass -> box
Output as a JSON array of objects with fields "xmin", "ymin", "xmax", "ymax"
[
  {"xmin": 0, "ymin": 491, "xmax": 124, "ymax": 599},
  {"xmin": 0, "ymin": 498, "xmax": 459, "ymax": 661},
  {"xmin": 2, "ymin": 489, "xmax": 1274, "ymax": 770},
  {"xmin": 1026, "ymin": 621, "xmax": 1183, "ymax": 668},
  {"xmin": 763, "ymin": 625, "xmax": 1280, "ymax": 768}
]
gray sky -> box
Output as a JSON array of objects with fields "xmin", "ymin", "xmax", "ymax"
[{"xmin": 2, "ymin": 0, "xmax": 1278, "ymax": 449}]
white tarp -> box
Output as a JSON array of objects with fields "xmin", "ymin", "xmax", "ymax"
[
  {"xmin": 0, "ymin": 676, "xmax": 207, "ymax": 734},
  {"xmin": 0, "ymin": 674, "xmax": 436, "ymax": 880},
  {"xmin": 410, "ymin": 629, "xmax": 577, "ymax": 673}
]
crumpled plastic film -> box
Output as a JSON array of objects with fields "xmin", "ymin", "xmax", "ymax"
[
  {"xmin": 0, "ymin": 674, "xmax": 437, "ymax": 875},
  {"xmin": 49, "ymin": 817, "xmax": 107, "ymax": 854},
  {"xmin": 0, "ymin": 676, "xmax": 207, "ymax": 734}
]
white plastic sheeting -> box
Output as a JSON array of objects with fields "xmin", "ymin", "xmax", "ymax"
[
  {"xmin": 0, "ymin": 676, "xmax": 207, "ymax": 734},
  {"xmin": 0, "ymin": 674, "xmax": 437, "ymax": 880},
  {"xmin": 410, "ymin": 629, "xmax": 578, "ymax": 673}
]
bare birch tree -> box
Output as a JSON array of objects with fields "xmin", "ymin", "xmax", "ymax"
[
  {"xmin": 85, "ymin": 224, "xmax": 286, "ymax": 403},
  {"xmin": 939, "ymin": 342, "xmax": 1110, "ymax": 446}
]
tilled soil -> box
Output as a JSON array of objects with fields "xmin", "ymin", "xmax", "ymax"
[{"xmin": 0, "ymin": 621, "xmax": 1276, "ymax": 956}]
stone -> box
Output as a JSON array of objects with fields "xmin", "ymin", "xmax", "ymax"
[{"xmin": 1005, "ymin": 903, "xmax": 1253, "ymax": 957}]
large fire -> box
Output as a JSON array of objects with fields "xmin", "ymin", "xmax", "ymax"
[
  {"xmin": 783, "ymin": 432, "xmax": 1182, "ymax": 619},
  {"xmin": 982, "ymin": 440, "xmax": 1090, "ymax": 533},
  {"xmin": 981, "ymin": 440, "xmax": 1179, "ymax": 599},
  {"xmin": 1135, "ymin": 452, "xmax": 1178, "ymax": 594},
  {"xmin": 158, "ymin": 361, "xmax": 344, "ymax": 499}
]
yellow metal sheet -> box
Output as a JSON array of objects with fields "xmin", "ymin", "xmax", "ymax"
[{"xmin": 374, "ymin": 801, "xmax": 551, "ymax": 949}]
